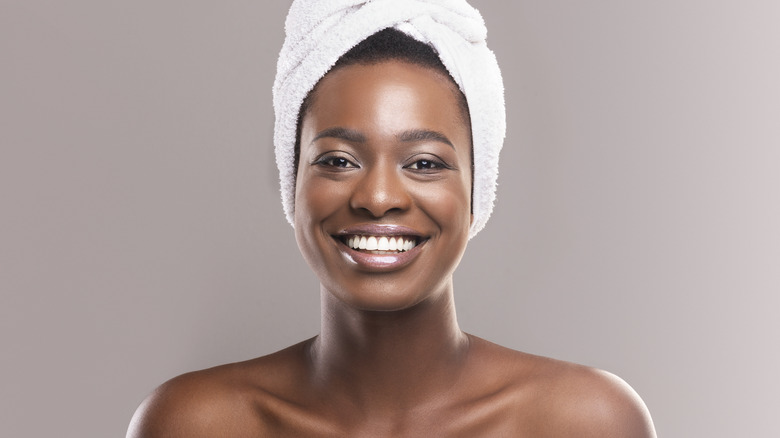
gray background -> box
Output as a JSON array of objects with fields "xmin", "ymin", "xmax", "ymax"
[{"xmin": 2, "ymin": 1, "xmax": 778, "ymax": 436}]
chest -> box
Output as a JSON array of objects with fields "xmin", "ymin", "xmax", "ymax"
[{"xmin": 253, "ymin": 393, "xmax": 535, "ymax": 437}]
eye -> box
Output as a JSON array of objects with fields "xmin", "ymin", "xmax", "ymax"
[
  {"xmin": 313, "ymin": 155, "xmax": 358, "ymax": 169},
  {"xmin": 406, "ymin": 158, "xmax": 446, "ymax": 170},
  {"xmin": 409, "ymin": 159, "xmax": 436, "ymax": 169},
  {"xmin": 326, "ymin": 157, "xmax": 352, "ymax": 168}
]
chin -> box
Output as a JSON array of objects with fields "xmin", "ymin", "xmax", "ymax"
[{"xmin": 320, "ymin": 271, "xmax": 455, "ymax": 313}]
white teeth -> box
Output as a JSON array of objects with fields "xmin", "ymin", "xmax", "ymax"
[{"xmin": 345, "ymin": 235, "xmax": 418, "ymax": 252}]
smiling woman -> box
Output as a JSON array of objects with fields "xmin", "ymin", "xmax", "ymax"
[
  {"xmin": 295, "ymin": 60, "xmax": 473, "ymax": 311},
  {"xmin": 127, "ymin": 1, "xmax": 655, "ymax": 437}
]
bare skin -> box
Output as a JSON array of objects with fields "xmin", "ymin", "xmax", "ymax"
[{"xmin": 127, "ymin": 61, "xmax": 656, "ymax": 437}]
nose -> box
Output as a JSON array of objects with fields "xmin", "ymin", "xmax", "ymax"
[{"xmin": 349, "ymin": 162, "xmax": 412, "ymax": 218}]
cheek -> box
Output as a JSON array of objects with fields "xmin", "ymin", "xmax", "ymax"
[
  {"xmin": 413, "ymin": 176, "xmax": 472, "ymax": 234},
  {"xmin": 294, "ymin": 172, "xmax": 352, "ymax": 245},
  {"xmin": 295, "ymin": 165, "xmax": 339, "ymax": 220},
  {"xmin": 294, "ymin": 174, "xmax": 325, "ymax": 240}
]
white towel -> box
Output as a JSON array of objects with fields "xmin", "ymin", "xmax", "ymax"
[{"xmin": 273, "ymin": 0, "xmax": 505, "ymax": 238}]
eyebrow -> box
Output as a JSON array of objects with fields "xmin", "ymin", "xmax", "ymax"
[
  {"xmin": 397, "ymin": 129, "xmax": 454, "ymax": 149},
  {"xmin": 310, "ymin": 127, "xmax": 455, "ymax": 149},
  {"xmin": 311, "ymin": 127, "xmax": 366, "ymax": 144}
]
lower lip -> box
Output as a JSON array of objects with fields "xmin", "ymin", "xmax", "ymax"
[{"xmin": 336, "ymin": 238, "xmax": 426, "ymax": 271}]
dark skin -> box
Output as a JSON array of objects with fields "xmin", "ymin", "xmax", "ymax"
[{"xmin": 127, "ymin": 60, "xmax": 656, "ymax": 437}]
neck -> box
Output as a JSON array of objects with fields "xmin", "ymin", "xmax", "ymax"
[{"xmin": 309, "ymin": 280, "xmax": 470, "ymax": 413}]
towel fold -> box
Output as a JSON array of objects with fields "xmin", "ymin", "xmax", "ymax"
[{"xmin": 274, "ymin": 0, "xmax": 505, "ymax": 238}]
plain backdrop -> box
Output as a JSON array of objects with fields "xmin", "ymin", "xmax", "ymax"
[{"xmin": 2, "ymin": 1, "xmax": 779, "ymax": 437}]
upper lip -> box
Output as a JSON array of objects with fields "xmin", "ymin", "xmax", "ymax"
[{"xmin": 333, "ymin": 224, "xmax": 425, "ymax": 238}]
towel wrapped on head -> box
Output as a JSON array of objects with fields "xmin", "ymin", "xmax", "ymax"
[{"xmin": 273, "ymin": 0, "xmax": 505, "ymax": 238}]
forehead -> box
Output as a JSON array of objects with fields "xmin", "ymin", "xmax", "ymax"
[{"xmin": 303, "ymin": 60, "xmax": 469, "ymax": 138}]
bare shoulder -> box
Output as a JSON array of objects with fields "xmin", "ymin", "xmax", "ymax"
[
  {"xmin": 126, "ymin": 367, "xmax": 254, "ymax": 438},
  {"xmin": 534, "ymin": 362, "xmax": 657, "ymax": 437},
  {"xmin": 126, "ymin": 340, "xmax": 311, "ymax": 438},
  {"xmin": 466, "ymin": 335, "xmax": 657, "ymax": 438}
]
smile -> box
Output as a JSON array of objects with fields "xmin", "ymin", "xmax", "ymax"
[
  {"xmin": 343, "ymin": 235, "xmax": 418, "ymax": 253},
  {"xmin": 332, "ymin": 225, "xmax": 428, "ymax": 271}
]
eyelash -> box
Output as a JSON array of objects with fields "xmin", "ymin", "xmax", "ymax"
[
  {"xmin": 405, "ymin": 158, "xmax": 445, "ymax": 170},
  {"xmin": 313, "ymin": 155, "xmax": 358, "ymax": 169}
]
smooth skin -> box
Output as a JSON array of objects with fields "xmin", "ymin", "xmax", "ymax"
[{"xmin": 127, "ymin": 60, "xmax": 656, "ymax": 437}]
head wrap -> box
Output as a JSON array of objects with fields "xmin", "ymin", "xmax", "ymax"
[{"xmin": 273, "ymin": 0, "xmax": 505, "ymax": 238}]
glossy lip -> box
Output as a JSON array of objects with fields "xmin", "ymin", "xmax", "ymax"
[{"xmin": 332, "ymin": 224, "xmax": 429, "ymax": 272}]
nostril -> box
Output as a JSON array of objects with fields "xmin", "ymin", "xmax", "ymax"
[{"xmin": 349, "ymin": 171, "xmax": 412, "ymax": 217}]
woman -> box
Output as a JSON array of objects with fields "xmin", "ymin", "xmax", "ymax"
[{"xmin": 128, "ymin": 1, "xmax": 656, "ymax": 436}]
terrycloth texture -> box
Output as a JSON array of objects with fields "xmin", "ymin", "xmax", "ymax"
[{"xmin": 273, "ymin": 0, "xmax": 505, "ymax": 239}]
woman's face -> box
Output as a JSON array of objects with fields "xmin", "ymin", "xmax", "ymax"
[{"xmin": 294, "ymin": 60, "xmax": 472, "ymax": 311}]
